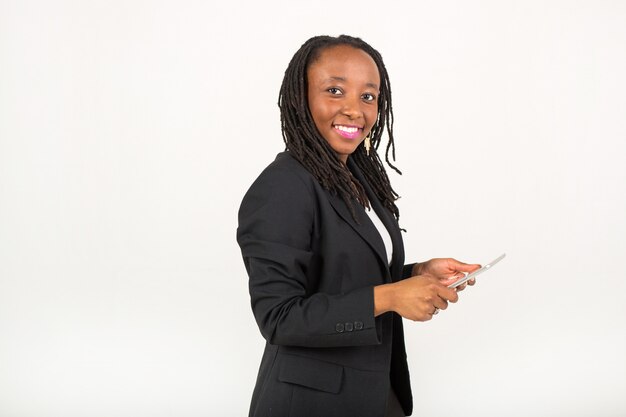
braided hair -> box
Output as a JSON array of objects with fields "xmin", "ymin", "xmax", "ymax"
[{"xmin": 279, "ymin": 34, "xmax": 401, "ymax": 220}]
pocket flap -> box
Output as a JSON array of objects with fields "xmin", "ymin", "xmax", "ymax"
[{"xmin": 278, "ymin": 354, "xmax": 343, "ymax": 394}]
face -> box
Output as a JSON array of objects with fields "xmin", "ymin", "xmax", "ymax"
[{"xmin": 307, "ymin": 45, "xmax": 380, "ymax": 163}]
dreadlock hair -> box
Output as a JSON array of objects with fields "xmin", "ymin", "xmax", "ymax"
[{"xmin": 278, "ymin": 34, "xmax": 402, "ymax": 221}]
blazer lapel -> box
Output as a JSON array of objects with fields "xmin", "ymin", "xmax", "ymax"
[
  {"xmin": 348, "ymin": 158, "xmax": 405, "ymax": 282},
  {"xmin": 367, "ymin": 191, "xmax": 405, "ymax": 282},
  {"xmin": 326, "ymin": 191, "xmax": 389, "ymax": 271}
]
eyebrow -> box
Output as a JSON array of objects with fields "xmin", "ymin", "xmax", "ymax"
[{"xmin": 325, "ymin": 76, "xmax": 379, "ymax": 90}]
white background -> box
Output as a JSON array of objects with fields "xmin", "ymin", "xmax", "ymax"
[{"xmin": 1, "ymin": 1, "xmax": 625, "ymax": 416}]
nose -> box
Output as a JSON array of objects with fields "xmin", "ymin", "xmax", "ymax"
[{"xmin": 341, "ymin": 95, "xmax": 363, "ymax": 119}]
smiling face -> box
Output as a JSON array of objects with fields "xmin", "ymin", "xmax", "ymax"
[{"xmin": 307, "ymin": 45, "xmax": 380, "ymax": 163}]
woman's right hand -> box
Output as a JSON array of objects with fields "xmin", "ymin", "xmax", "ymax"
[{"xmin": 374, "ymin": 275, "xmax": 459, "ymax": 321}]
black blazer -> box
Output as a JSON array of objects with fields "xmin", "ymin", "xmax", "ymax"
[{"xmin": 237, "ymin": 152, "xmax": 415, "ymax": 417}]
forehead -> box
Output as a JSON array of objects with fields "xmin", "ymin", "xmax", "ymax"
[{"xmin": 307, "ymin": 45, "xmax": 380, "ymax": 86}]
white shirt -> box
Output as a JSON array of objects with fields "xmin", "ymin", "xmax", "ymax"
[{"xmin": 364, "ymin": 206, "xmax": 393, "ymax": 265}]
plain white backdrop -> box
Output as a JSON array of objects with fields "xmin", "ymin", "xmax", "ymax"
[{"xmin": 1, "ymin": 1, "xmax": 625, "ymax": 416}]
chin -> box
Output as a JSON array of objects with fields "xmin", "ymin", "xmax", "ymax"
[{"xmin": 334, "ymin": 147, "xmax": 358, "ymax": 158}]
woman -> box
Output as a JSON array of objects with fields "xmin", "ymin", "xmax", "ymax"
[{"xmin": 237, "ymin": 35, "xmax": 480, "ymax": 417}]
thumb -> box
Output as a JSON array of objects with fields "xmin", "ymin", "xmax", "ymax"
[{"xmin": 449, "ymin": 258, "xmax": 481, "ymax": 273}]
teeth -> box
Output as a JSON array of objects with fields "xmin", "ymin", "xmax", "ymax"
[{"xmin": 335, "ymin": 125, "xmax": 359, "ymax": 133}]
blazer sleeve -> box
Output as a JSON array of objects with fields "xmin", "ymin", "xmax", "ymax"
[
  {"xmin": 237, "ymin": 163, "xmax": 382, "ymax": 348},
  {"xmin": 402, "ymin": 263, "xmax": 416, "ymax": 279}
]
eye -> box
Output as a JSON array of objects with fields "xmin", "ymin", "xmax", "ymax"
[
  {"xmin": 327, "ymin": 87, "xmax": 343, "ymax": 95},
  {"xmin": 362, "ymin": 92, "xmax": 376, "ymax": 102}
]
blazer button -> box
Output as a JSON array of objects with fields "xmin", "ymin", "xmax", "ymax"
[
  {"xmin": 335, "ymin": 323, "xmax": 345, "ymax": 333},
  {"xmin": 345, "ymin": 322, "xmax": 354, "ymax": 332},
  {"xmin": 354, "ymin": 321, "xmax": 363, "ymax": 330}
]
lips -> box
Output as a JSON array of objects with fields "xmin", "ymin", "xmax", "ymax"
[{"xmin": 333, "ymin": 124, "xmax": 363, "ymax": 139}]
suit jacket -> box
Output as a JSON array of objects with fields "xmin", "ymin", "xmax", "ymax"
[{"xmin": 237, "ymin": 152, "xmax": 415, "ymax": 417}]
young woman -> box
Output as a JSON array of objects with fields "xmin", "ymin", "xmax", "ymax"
[{"xmin": 237, "ymin": 35, "xmax": 480, "ymax": 417}]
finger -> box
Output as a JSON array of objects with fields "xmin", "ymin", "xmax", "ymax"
[
  {"xmin": 433, "ymin": 297, "xmax": 449, "ymax": 311},
  {"xmin": 418, "ymin": 310, "xmax": 434, "ymax": 321},
  {"xmin": 439, "ymin": 277, "xmax": 457, "ymax": 287},
  {"xmin": 449, "ymin": 259, "xmax": 481, "ymax": 273},
  {"xmin": 424, "ymin": 306, "xmax": 439, "ymax": 319},
  {"xmin": 437, "ymin": 286, "xmax": 459, "ymax": 303},
  {"xmin": 439, "ymin": 273, "xmax": 464, "ymax": 287},
  {"xmin": 468, "ymin": 277, "xmax": 476, "ymax": 286}
]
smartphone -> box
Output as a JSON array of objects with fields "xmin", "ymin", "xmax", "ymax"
[{"xmin": 448, "ymin": 253, "xmax": 506, "ymax": 289}]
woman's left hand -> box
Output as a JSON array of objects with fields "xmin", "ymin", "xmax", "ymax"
[{"xmin": 413, "ymin": 258, "xmax": 481, "ymax": 291}]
